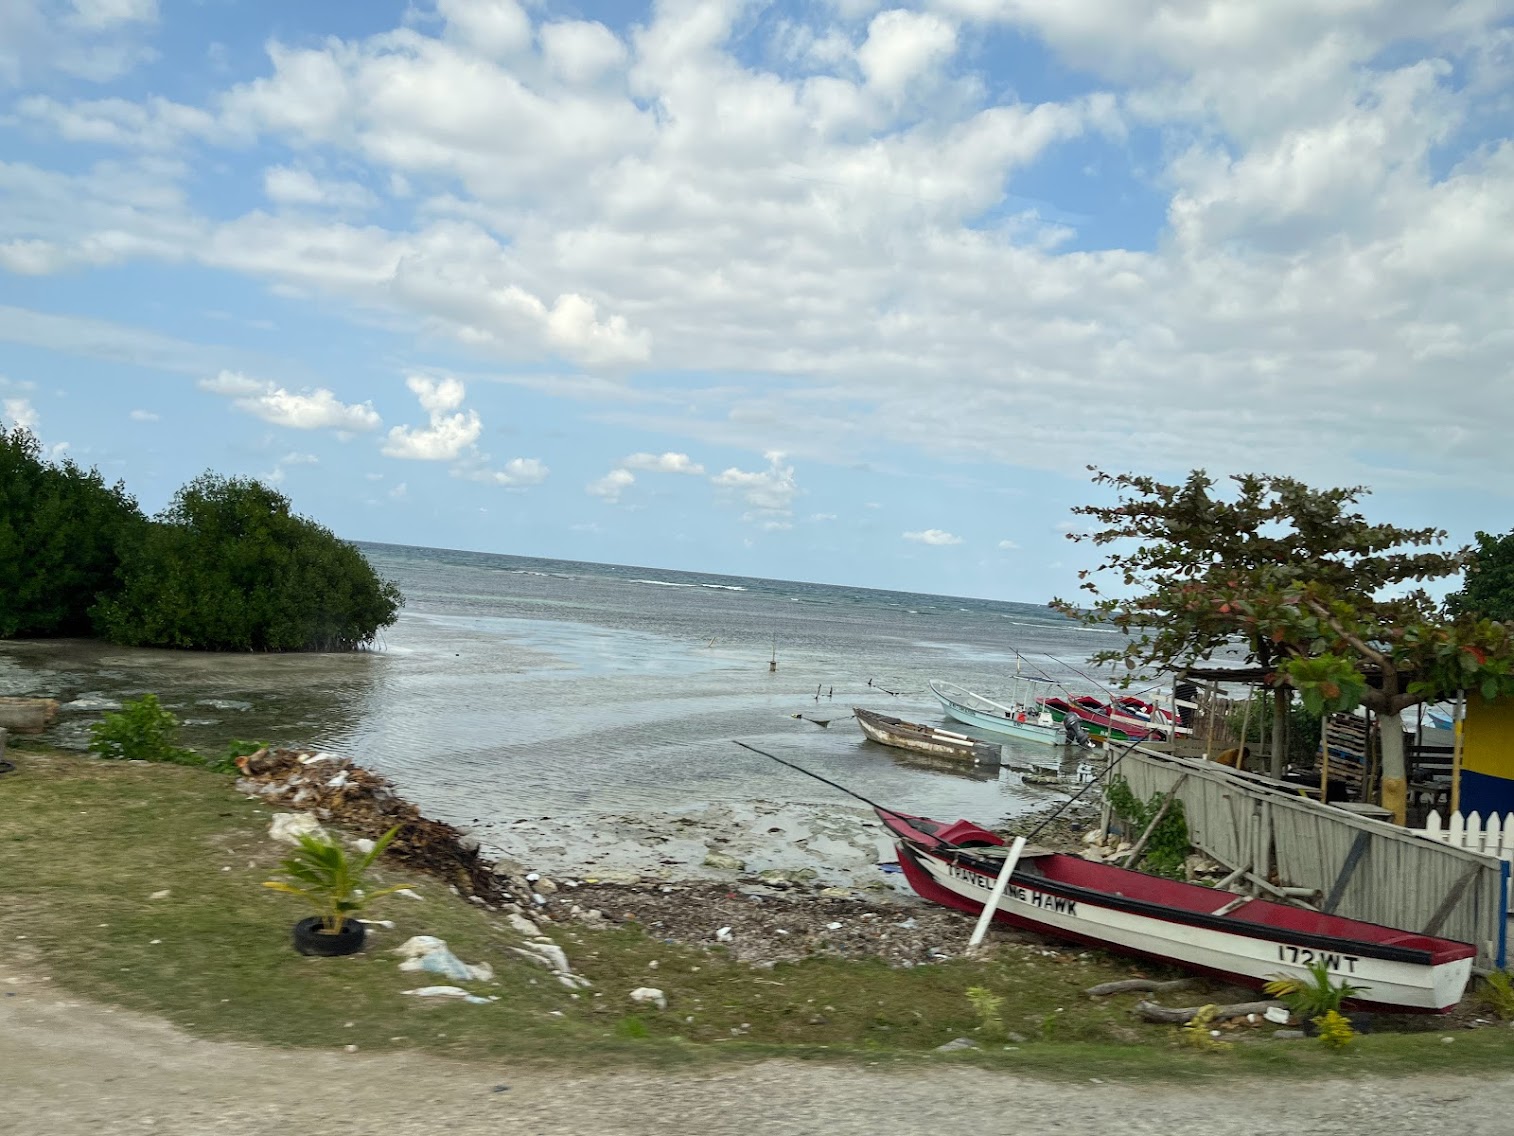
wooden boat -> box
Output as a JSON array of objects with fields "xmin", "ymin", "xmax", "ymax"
[
  {"xmin": 1038, "ymin": 696, "xmax": 1168, "ymax": 742},
  {"xmin": 854, "ymin": 707, "xmax": 1002, "ymax": 765},
  {"xmin": 877, "ymin": 808, "xmax": 1476, "ymax": 1013},
  {"xmin": 928, "ymin": 679, "xmax": 1068, "ymax": 746}
]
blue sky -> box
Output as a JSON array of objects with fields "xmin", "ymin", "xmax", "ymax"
[{"xmin": 2, "ymin": 0, "xmax": 1512, "ymax": 602}]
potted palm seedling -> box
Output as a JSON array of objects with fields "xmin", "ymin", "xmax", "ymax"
[{"xmin": 264, "ymin": 825, "xmax": 411, "ymax": 956}]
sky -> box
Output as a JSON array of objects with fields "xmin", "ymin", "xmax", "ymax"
[{"xmin": 1, "ymin": 0, "xmax": 1512, "ymax": 604}]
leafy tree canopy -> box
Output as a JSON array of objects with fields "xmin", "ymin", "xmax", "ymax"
[
  {"xmin": 0, "ymin": 424, "xmax": 144, "ymax": 638},
  {"xmin": 1448, "ymin": 529, "xmax": 1514, "ymax": 624},
  {"xmin": 1050, "ymin": 468, "xmax": 1514, "ymax": 716},
  {"xmin": 94, "ymin": 473, "xmax": 402, "ymax": 651}
]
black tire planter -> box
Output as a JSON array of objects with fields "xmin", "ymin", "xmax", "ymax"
[{"xmin": 293, "ymin": 916, "xmax": 366, "ymax": 957}]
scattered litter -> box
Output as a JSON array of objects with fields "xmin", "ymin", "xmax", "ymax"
[
  {"xmin": 1264, "ymin": 1005, "xmax": 1290, "ymax": 1024},
  {"xmin": 935, "ymin": 1037, "xmax": 979, "ymax": 1052},
  {"xmin": 394, "ymin": 936, "xmax": 494, "ymax": 982},
  {"xmin": 148, "ymin": 889, "xmax": 170, "ymax": 900},
  {"xmin": 508, "ymin": 940, "xmax": 590, "ymax": 989},
  {"xmin": 397, "ymin": 889, "xmax": 424, "ymax": 901},
  {"xmin": 268, "ymin": 813, "xmax": 326, "ymax": 846},
  {"xmin": 401, "ymin": 986, "xmax": 496, "ymax": 1005},
  {"xmin": 826, "ymin": 922, "xmax": 843, "ymax": 931},
  {"xmin": 298, "ymin": 752, "xmax": 339, "ymax": 765},
  {"xmin": 715, "ymin": 926, "xmax": 733, "ymax": 943},
  {"xmin": 629, "ymin": 987, "xmax": 667, "ymax": 1011}
]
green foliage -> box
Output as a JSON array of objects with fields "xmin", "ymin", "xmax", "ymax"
[
  {"xmin": 965, "ymin": 986, "xmax": 1004, "ymax": 1037},
  {"xmin": 88, "ymin": 694, "xmax": 197, "ymax": 765},
  {"xmin": 1480, "ymin": 970, "xmax": 1514, "ymax": 1021},
  {"xmin": 262, "ymin": 824, "xmax": 409, "ymax": 933},
  {"xmin": 1264, "ymin": 960, "xmax": 1367, "ymax": 1020},
  {"xmin": 1312, "ymin": 1009, "xmax": 1357, "ymax": 1049},
  {"xmin": 1449, "ymin": 530, "xmax": 1514, "ymax": 623},
  {"xmin": 1105, "ymin": 776, "xmax": 1190, "ymax": 879},
  {"xmin": 1178, "ymin": 1004, "xmax": 1232, "ymax": 1051},
  {"xmin": 0, "ymin": 423, "xmax": 145, "ymax": 639},
  {"xmin": 1051, "ymin": 469, "xmax": 1514, "ymax": 719},
  {"xmin": 205, "ymin": 738, "xmax": 268, "ymax": 775},
  {"xmin": 615, "ymin": 1015, "xmax": 651, "ymax": 1039},
  {"xmin": 95, "ymin": 473, "xmax": 402, "ymax": 651}
]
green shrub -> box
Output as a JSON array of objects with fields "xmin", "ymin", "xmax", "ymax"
[
  {"xmin": 95, "ymin": 474, "xmax": 402, "ymax": 652},
  {"xmin": 205, "ymin": 738, "xmax": 268, "ymax": 774},
  {"xmin": 1481, "ymin": 970, "xmax": 1514, "ymax": 1020},
  {"xmin": 88, "ymin": 694, "xmax": 197, "ymax": 765},
  {"xmin": 965, "ymin": 986, "xmax": 1004, "ymax": 1037},
  {"xmin": 0, "ymin": 423, "xmax": 145, "ymax": 639},
  {"xmin": 1105, "ymin": 776, "xmax": 1191, "ymax": 878}
]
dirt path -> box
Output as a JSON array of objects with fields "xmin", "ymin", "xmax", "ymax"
[{"xmin": 3, "ymin": 973, "xmax": 1507, "ymax": 1136}]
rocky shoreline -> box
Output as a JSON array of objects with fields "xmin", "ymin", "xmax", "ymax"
[{"xmin": 233, "ymin": 746, "xmax": 1086, "ymax": 967}]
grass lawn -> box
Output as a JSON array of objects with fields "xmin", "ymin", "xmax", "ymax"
[{"xmin": 3, "ymin": 746, "xmax": 1512, "ymax": 1079}]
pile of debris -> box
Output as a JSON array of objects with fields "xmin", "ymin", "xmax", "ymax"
[{"xmin": 235, "ymin": 747, "xmax": 527, "ymax": 911}]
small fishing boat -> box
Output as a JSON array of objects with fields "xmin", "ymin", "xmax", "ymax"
[
  {"xmin": 928, "ymin": 679, "xmax": 1069, "ymax": 746},
  {"xmin": 1038, "ymin": 696, "xmax": 1169, "ymax": 742},
  {"xmin": 854, "ymin": 707, "xmax": 1002, "ymax": 764},
  {"xmin": 878, "ymin": 808, "xmax": 1475, "ymax": 1013}
]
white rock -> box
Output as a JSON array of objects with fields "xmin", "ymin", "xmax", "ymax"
[
  {"xmin": 535, "ymin": 877, "xmax": 558, "ymax": 894},
  {"xmin": 505, "ymin": 913, "xmax": 541, "ymax": 937},
  {"xmin": 630, "ymin": 987, "xmax": 667, "ymax": 1011},
  {"xmin": 148, "ymin": 889, "xmax": 170, "ymax": 900},
  {"xmin": 715, "ymin": 926, "xmax": 733, "ymax": 943}
]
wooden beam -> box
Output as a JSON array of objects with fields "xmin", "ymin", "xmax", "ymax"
[
  {"xmin": 1421, "ymin": 861, "xmax": 1484, "ymax": 936},
  {"xmin": 1122, "ymin": 775, "xmax": 1189, "ymax": 869},
  {"xmin": 1322, "ymin": 830, "xmax": 1372, "ymax": 915}
]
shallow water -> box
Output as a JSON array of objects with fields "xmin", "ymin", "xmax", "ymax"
[{"xmin": 3, "ymin": 543, "xmax": 1124, "ymax": 870}]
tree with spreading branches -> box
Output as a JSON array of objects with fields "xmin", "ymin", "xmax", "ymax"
[
  {"xmin": 1449, "ymin": 529, "xmax": 1514, "ymax": 623},
  {"xmin": 1051, "ymin": 469, "xmax": 1514, "ymax": 823}
]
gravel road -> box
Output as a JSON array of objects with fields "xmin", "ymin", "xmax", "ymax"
[{"xmin": 4, "ymin": 974, "xmax": 1509, "ymax": 1136}]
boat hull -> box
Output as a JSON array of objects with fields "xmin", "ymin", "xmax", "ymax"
[
  {"xmin": 929, "ymin": 683, "xmax": 1067, "ymax": 746},
  {"xmin": 854, "ymin": 708, "xmax": 1001, "ymax": 764},
  {"xmin": 881, "ymin": 815, "xmax": 1474, "ymax": 1014}
]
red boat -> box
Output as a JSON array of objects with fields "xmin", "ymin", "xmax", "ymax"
[
  {"xmin": 878, "ymin": 808, "xmax": 1475, "ymax": 1013},
  {"xmin": 1038, "ymin": 696, "xmax": 1172, "ymax": 742}
]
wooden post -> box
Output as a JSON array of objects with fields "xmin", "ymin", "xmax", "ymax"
[
  {"xmin": 1270, "ymin": 687, "xmax": 1287, "ymax": 779},
  {"xmin": 1123, "ymin": 776, "xmax": 1188, "ymax": 868},
  {"xmin": 1451, "ymin": 689, "xmax": 1466, "ymax": 817},
  {"xmin": 1204, "ymin": 682, "xmax": 1218, "ymax": 758},
  {"xmin": 967, "ymin": 836, "xmax": 1026, "ymax": 952},
  {"xmin": 1236, "ymin": 693, "xmax": 1253, "ymax": 771},
  {"xmin": 1319, "ymin": 716, "xmax": 1331, "ymax": 802}
]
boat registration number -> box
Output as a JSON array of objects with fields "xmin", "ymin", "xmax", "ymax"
[{"xmin": 1275, "ymin": 944, "xmax": 1361, "ymax": 974}]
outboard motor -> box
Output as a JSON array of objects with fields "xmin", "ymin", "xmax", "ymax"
[{"xmin": 1063, "ymin": 713, "xmax": 1092, "ymax": 749}]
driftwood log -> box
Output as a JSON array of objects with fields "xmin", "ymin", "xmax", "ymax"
[
  {"xmin": 1133, "ymin": 999, "xmax": 1284, "ymax": 1024},
  {"xmin": 1084, "ymin": 977, "xmax": 1199, "ymax": 998}
]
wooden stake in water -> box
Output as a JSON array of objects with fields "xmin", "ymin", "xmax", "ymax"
[{"xmin": 967, "ymin": 836, "xmax": 1027, "ymax": 953}]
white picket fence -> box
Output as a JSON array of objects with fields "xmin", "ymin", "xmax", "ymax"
[{"xmin": 1417, "ymin": 811, "xmax": 1514, "ymax": 905}]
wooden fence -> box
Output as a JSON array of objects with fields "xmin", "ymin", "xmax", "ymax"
[
  {"xmin": 1416, "ymin": 811, "xmax": 1514, "ymax": 904},
  {"xmin": 1115, "ymin": 745, "xmax": 1510, "ymax": 969}
]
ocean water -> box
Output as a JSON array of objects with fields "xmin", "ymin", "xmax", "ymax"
[{"xmin": 0, "ymin": 543, "xmax": 1129, "ymax": 867}]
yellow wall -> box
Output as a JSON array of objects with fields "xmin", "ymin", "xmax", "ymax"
[{"xmin": 1463, "ymin": 694, "xmax": 1514, "ymax": 778}]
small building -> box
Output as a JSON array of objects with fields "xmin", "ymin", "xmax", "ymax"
[{"xmin": 1460, "ymin": 694, "xmax": 1514, "ymax": 816}]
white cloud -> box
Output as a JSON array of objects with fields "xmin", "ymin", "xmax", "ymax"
[
  {"xmin": 200, "ymin": 370, "xmax": 382, "ymax": 432},
  {"xmin": 263, "ymin": 166, "xmax": 376, "ymax": 211},
  {"xmin": 383, "ymin": 375, "xmax": 482, "ymax": 460},
  {"xmin": 69, "ymin": 0, "xmax": 157, "ymax": 30},
  {"xmin": 264, "ymin": 451, "xmax": 319, "ymax": 484},
  {"xmin": 389, "ymin": 481, "xmax": 408, "ymax": 500},
  {"xmin": 711, "ymin": 451, "xmax": 800, "ymax": 523},
  {"xmin": 2, "ymin": 1, "xmax": 1513, "ymax": 499},
  {"xmin": 904, "ymin": 528, "xmax": 963, "ymax": 546},
  {"xmin": 587, "ymin": 467, "xmax": 635, "ymax": 502},
  {"xmin": 857, "ymin": 9, "xmax": 958, "ymax": 96},
  {"xmin": 997, "ymin": 538, "xmax": 1019, "ymax": 550},
  {"xmin": 128, "ymin": 408, "xmax": 158, "ymax": 421},
  {"xmin": 4, "ymin": 397, "xmax": 39, "ymax": 430},
  {"xmin": 455, "ymin": 456, "xmax": 549, "ymax": 486},
  {"xmin": 623, "ymin": 451, "xmax": 705, "ymax": 475}
]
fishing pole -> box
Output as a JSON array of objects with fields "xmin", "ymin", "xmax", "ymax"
[{"xmin": 731, "ymin": 740, "xmax": 918, "ymax": 827}]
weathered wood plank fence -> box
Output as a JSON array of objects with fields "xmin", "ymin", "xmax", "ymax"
[{"xmin": 1116, "ymin": 745, "xmax": 1510, "ymax": 969}]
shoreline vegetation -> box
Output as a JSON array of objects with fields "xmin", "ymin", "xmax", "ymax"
[
  {"xmin": 1, "ymin": 426, "xmax": 401, "ymax": 652},
  {"xmin": 3, "ymin": 740, "xmax": 1512, "ymax": 1080}
]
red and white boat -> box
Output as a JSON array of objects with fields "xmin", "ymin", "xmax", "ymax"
[{"xmin": 879, "ymin": 809, "xmax": 1475, "ymax": 1013}]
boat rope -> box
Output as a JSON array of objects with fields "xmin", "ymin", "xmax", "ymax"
[
  {"xmin": 1021, "ymin": 733, "xmax": 1147, "ymax": 844},
  {"xmin": 732, "ymin": 740, "xmax": 918, "ymax": 827}
]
